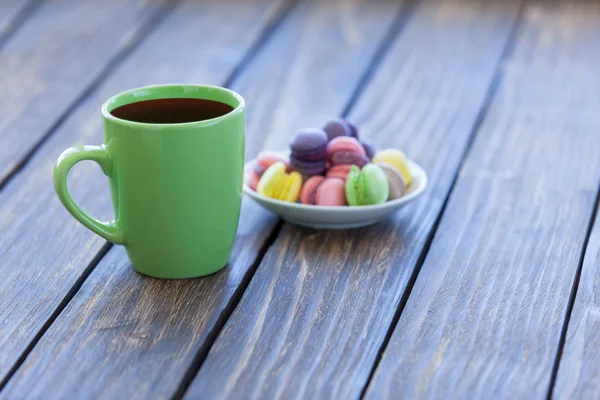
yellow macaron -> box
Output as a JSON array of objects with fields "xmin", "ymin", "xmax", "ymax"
[
  {"xmin": 257, "ymin": 162, "xmax": 303, "ymax": 202},
  {"xmin": 372, "ymin": 149, "xmax": 412, "ymax": 186}
]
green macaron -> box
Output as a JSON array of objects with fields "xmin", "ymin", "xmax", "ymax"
[{"xmin": 345, "ymin": 164, "xmax": 389, "ymax": 206}]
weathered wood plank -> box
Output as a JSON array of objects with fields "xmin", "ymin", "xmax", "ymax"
[
  {"xmin": 0, "ymin": 0, "xmax": 289, "ymax": 388},
  {"xmin": 239, "ymin": 0, "xmax": 405, "ymax": 159},
  {"xmin": 554, "ymin": 209, "xmax": 600, "ymax": 398},
  {"xmin": 1, "ymin": 0, "xmax": 407, "ymax": 397},
  {"xmin": 0, "ymin": 0, "xmax": 39, "ymax": 43},
  {"xmin": 552, "ymin": 4, "xmax": 600, "ymax": 392},
  {"xmin": 186, "ymin": 1, "xmax": 523, "ymax": 398},
  {"xmin": 366, "ymin": 1, "xmax": 600, "ymax": 398},
  {"xmin": 0, "ymin": 0, "xmax": 26, "ymax": 27},
  {"xmin": 0, "ymin": 0, "xmax": 173, "ymax": 182}
]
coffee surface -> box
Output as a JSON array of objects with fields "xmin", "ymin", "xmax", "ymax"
[{"xmin": 110, "ymin": 98, "xmax": 233, "ymax": 124}]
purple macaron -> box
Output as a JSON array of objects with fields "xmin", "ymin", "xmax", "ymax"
[
  {"xmin": 361, "ymin": 141, "xmax": 375, "ymax": 160},
  {"xmin": 290, "ymin": 156, "xmax": 327, "ymax": 176},
  {"xmin": 323, "ymin": 119, "xmax": 353, "ymax": 141},
  {"xmin": 346, "ymin": 120, "xmax": 359, "ymax": 139},
  {"xmin": 290, "ymin": 128, "xmax": 328, "ymax": 176}
]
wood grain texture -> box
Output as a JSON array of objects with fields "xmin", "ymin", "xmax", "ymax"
[
  {"xmin": 1, "ymin": 0, "xmax": 407, "ymax": 397},
  {"xmin": 554, "ymin": 209, "xmax": 600, "ymax": 398},
  {"xmin": 553, "ymin": 5, "xmax": 600, "ymax": 393},
  {"xmin": 0, "ymin": 0, "xmax": 171, "ymax": 181},
  {"xmin": 0, "ymin": 0, "xmax": 26, "ymax": 27},
  {"xmin": 0, "ymin": 0, "xmax": 288, "ymax": 389},
  {"xmin": 366, "ymin": 1, "xmax": 600, "ymax": 398},
  {"xmin": 238, "ymin": 0, "xmax": 406, "ymax": 159},
  {"xmin": 187, "ymin": 1, "xmax": 523, "ymax": 399},
  {"xmin": 0, "ymin": 0, "xmax": 39, "ymax": 41}
]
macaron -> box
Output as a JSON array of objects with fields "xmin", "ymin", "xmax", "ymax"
[
  {"xmin": 330, "ymin": 151, "xmax": 369, "ymax": 167},
  {"xmin": 345, "ymin": 164, "xmax": 389, "ymax": 206},
  {"xmin": 372, "ymin": 149, "xmax": 412, "ymax": 186},
  {"xmin": 326, "ymin": 136, "xmax": 368, "ymax": 167},
  {"xmin": 376, "ymin": 162, "xmax": 407, "ymax": 200},
  {"xmin": 247, "ymin": 172, "xmax": 260, "ymax": 191},
  {"xmin": 361, "ymin": 141, "xmax": 375, "ymax": 160},
  {"xmin": 257, "ymin": 162, "xmax": 303, "ymax": 202},
  {"xmin": 290, "ymin": 129, "xmax": 328, "ymax": 176},
  {"xmin": 323, "ymin": 119, "xmax": 353, "ymax": 141},
  {"xmin": 300, "ymin": 176, "xmax": 346, "ymax": 206},
  {"xmin": 346, "ymin": 120, "xmax": 359, "ymax": 139},
  {"xmin": 257, "ymin": 152, "xmax": 289, "ymax": 171},
  {"xmin": 326, "ymin": 164, "xmax": 353, "ymax": 181},
  {"xmin": 247, "ymin": 151, "xmax": 290, "ymax": 190}
]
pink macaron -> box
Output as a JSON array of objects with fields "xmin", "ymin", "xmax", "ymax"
[
  {"xmin": 247, "ymin": 151, "xmax": 290, "ymax": 190},
  {"xmin": 326, "ymin": 164, "xmax": 353, "ymax": 181},
  {"xmin": 247, "ymin": 172, "xmax": 260, "ymax": 191},
  {"xmin": 300, "ymin": 176, "xmax": 346, "ymax": 206},
  {"xmin": 326, "ymin": 136, "xmax": 369, "ymax": 167},
  {"xmin": 256, "ymin": 152, "xmax": 290, "ymax": 171}
]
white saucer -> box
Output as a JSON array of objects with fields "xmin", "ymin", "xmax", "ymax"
[{"xmin": 243, "ymin": 152, "xmax": 427, "ymax": 229}]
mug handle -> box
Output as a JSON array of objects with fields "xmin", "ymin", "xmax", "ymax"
[{"xmin": 53, "ymin": 145, "xmax": 125, "ymax": 245}]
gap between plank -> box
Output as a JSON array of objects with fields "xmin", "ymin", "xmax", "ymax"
[
  {"xmin": 0, "ymin": 0, "xmax": 299, "ymax": 393},
  {"xmin": 0, "ymin": 0, "xmax": 182, "ymax": 192},
  {"xmin": 173, "ymin": 0, "xmax": 423, "ymax": 397},
  {"xmin": 222, "ymin": 0, "xmax": 300, "ymax": 89},
  {"xmin": 0, "ymin": 0, "xmax": 45, "ymax": 51},
  {"xmin": 0, "ymin": 0, "xmax": 184, "ymax": 390},
  {"xmin": 358, "ymin": 1, "xmax": 528, "ymax": 397},
  {"xmin": 170, "ymin": 5, "xmax": 307, "ymax": 399},
  {"xmin": 340, "ymin": 0, "xmax": 419, "ymax": 118},
  {"xmin": 172, "ymin": 220, "xmax": 285, "ymax": 400},
  {"xmin": 546, "ymin": 176, "xmax": 600, "ymax": 399},
  {"xmin": 0, "ymin": 242, "xmax": 113, "ymax": 390}
]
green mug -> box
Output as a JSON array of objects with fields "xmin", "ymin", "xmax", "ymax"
[{"xmin": 54, "ymin": 84, "xmax": 245, "ymax": 279}]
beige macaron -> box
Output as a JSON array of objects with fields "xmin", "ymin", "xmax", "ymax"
[{"xmin": 375, "ymin": 162, "xmax": 408, "ymax": 200}]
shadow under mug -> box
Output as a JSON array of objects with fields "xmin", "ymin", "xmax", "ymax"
[{"xmin": 53, "ymin": 84, "xmax": 245, "ymax": 279}]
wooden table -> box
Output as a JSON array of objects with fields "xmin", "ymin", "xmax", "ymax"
[{"xmin": 1, "ymin": 0, "xmax": 599, "ymax": 398}]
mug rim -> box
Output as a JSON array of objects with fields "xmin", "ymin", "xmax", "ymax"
[{"xmin": 101, "ymin": 83, "xmax": 245, "ymax": 129}]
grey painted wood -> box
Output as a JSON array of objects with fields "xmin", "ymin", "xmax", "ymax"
[
  {"xmin": 0, "ymin": 0, "xmax": 288, "ymax": 389},
  {"xmin": 1, "ymin": 0, "xmax": 407, "ymax": 397},
  {"xmin": 366, "ymin": 1, "xmax": 600, "ymax": 398},
  {"xmin": 239, "ymin": 0, "xmax": 406, "ymax": 159},
  {"xmin": 0, "ymin": 0, "xmax": 171, "ymax": 182},
  {"xmin": 186, "ymin": 1, "xmax": 523, "ymax": 399},
  {"xmin": 0, "ymin": 0, "xmax": 39, "ymax": 41},
  {"xmin": 0, "ymin": 0, "xmax": 26, "ymax": 27},
  {"xmin": 554, "ymin": 208, "xmax": 600, "ymax": 398},
  {"xmin": 553, "ymin": 4, "xmax": 600, "ymax": 392}
]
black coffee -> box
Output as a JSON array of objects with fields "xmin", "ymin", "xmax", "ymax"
[{"xmin": 110, "ymin": 98, "xmax": 233, "ymax": 124}]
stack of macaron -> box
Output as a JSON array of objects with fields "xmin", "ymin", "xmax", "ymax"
[{"xmin": 246, "ymin": 119, "xmax": 412, "ymax": 206}]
